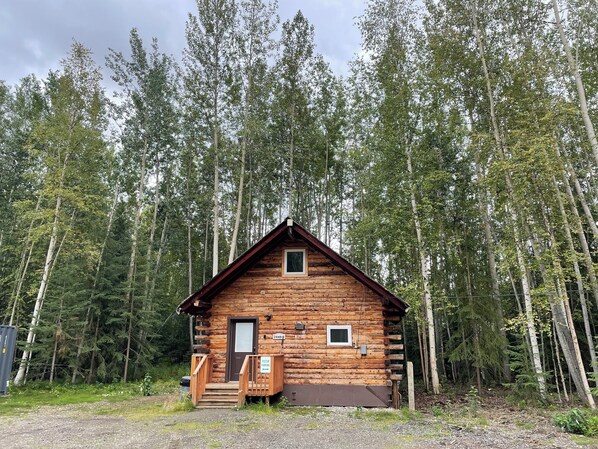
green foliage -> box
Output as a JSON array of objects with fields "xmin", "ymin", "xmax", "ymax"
[
  {"xmin": 466, "ymin": 386, "xmax": 479, "ymax": 418},
  {"xmin": 276, "ymin": 395, "xmax": 290, "ymax": 409},
  {"xmin": 554, "ymin": 409, "xmax": 589, "ymax": 435},
  {"xmin": 140, "ymin": 373, "xmax": 153, "ymax": 396},
  {"xmin": 2, "ymin": 0, "xmax": 598, "ymax": 405},
  {"xmin": 586, "ymin": 416, "xmax": 598, "ymax": 437},
  {"xmin": 243, "ymin": 395, "xmax": 289, "ymax": 414},
  {"xmin": 431, "ymin": 405, "xmax": 444, "ymax": 417},
  {"xmin": 553, "ymin": 410, "xmax": 598, "ymax": 438},
  {"xmin": 504, "ymin": 338, "xmax": 544, "ymax": 402},
  {"xmin": 147, "ymin": 363, "xmax": 189, "ymax": 381},
  {"xmin": 0, "ymin": 380, "xmax": 180, "ymax": 417},
  {"xmin": 164, "ymin": 397, "xmax": 195, "ymax": 413},
  {"xmin": 349, "ymin": 408, "xmax": 418, "ymax": 422},
  {"xmin": 243, "ymin": 399, "xmax": 279, "ymax": 414},
  {"xmin": 0, "ymin": 382, "xmax": 139, "ymax": 416}
]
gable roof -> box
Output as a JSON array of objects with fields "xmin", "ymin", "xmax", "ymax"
[{"xmin": 177, "ymin": 218, "xmax": 409, "ymax": 316}]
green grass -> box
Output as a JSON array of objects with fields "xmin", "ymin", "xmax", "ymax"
[
  {"xmin": 0, "ymin": 379, "xmax": 179, "ymax": 416},
  {"xmin": 242, "ymin": 395, "xmax": 290, "ymax": 414},
  {"xmin": 286, "ymin": 406, "xmax": 331, "ymax": 417},
  {"xmin": 476, "ymin": 416, "xmax": 489, "ymax": 426},
  {"xmin": 147, "ymin": 363, "xmax": 190, "ymax": 381},
  {"xmin": 515, "ymin": 420, "xmax": 534, "ymax": 430},
  {"xmin": 571, "ymin": 435, "xmax": 598, "ymax": 446},
  {"xmin": 243, "ymin": 400, "xmax": 281, "ymax": 414},
  {"xmin": 349, "ymin": 408, "xmax": 420, "ymax": 422},
  {"xmin": 167, "ymin": 420, "xmax": 224, "ymax": 432},
  {"xmin": 94, "ymin": 395, "xmax": 196, "ymax": 421}
]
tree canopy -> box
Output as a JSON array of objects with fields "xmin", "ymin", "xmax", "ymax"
[{"xmin": 1, "ymin": 0, "xmax": 598, "ymax": 405}]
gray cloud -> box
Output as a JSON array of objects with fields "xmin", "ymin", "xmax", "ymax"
[{"xmin": 1, "ymin": 0, "xmax": 364, "ymax": 87}]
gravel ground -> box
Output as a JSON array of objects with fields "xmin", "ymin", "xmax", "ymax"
[{"xmin": 0, "ymin": 395, "xmax": 590, "ymax": 449}]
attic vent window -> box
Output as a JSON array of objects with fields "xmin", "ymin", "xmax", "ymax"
[
  {"xmin": 284, "ymin": 249, "xmax": 306, "ymax": 275},
  {"xmin": 327, "ymin": 325, "xmax": 352, "ymax": 346}
]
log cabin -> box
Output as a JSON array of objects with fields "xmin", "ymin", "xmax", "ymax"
[{"xmin": 177, "ymin": 218, "xmax": 409, "ymax": 408}]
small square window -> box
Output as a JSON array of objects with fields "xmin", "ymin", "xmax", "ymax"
[
  {"xmin": 327, "ymin": 325, "xmax": 352, "ymax": 346},
  {"xmin": 284, "ymin": 249, "xmax": 306, "ymax": 275}
]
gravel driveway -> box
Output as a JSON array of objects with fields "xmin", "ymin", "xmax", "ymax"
[{"xmin": 0, "ymin": 396, "xmax": 587, "ymax": 448}]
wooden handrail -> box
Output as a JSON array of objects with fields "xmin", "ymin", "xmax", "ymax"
[
  {"xmin": 238, "ymin": 355, "xmax": 250, "ymax": 406},
  {"xmin": 190, "ymin": 354, "xmax": 213, "ymax": 406},
  {"xmin": 238, "ymin": 354, "xmax": 284, "ymax": 406}
]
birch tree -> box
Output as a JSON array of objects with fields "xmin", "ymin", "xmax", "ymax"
[
  {"xmin": 184, "ymin": 0, "xmax": 238, "ymax": 277},
  {"xmin": 551, "ymin": 0, "xmax": 598, "ymax": 167},
  {"xmin": 228, "ymin": 0, "xmax": 278, "ymax": 263},
  {"xmin": 274, "ymin": 11, "xmax": 314, "ymax": 219},
  {"xmin": 14, "ymin": 43, "xmax": 108, "ymax": 385}
]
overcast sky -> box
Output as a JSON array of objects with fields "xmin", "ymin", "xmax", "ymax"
[{"xmin": 0, "ymin": 0, "xmax": 366, "ymax": 88}]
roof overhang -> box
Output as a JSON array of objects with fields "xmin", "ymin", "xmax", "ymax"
[{"xmin": 177, "ymin": 218, "xmax": 409, "ymax": 316}]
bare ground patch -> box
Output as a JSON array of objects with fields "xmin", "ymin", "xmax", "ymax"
[{"xmin": 0, "ymin": 394, "xmax": 593, "ymax": 449}]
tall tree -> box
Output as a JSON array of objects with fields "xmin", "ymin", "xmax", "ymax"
[
  {"xmin": 551, "ymin": 0, "xmax": 598, "ymax": 167},
  {"xmin": 357, "ymin": 0, "xmax": 441, "ymax": 394},
  {"xmin": 228, "ymin": 0, "xmax": 278, "ymax": 263},
  {"xmin": 107, "ymin": 28, "xmax": 180, "ymax": 382},
  {"xmin": 274, "ymin": 11, "xmax": 315, "ymax": 219},
  {"xmin": 184, "ymin": 0, "xmax": 238, "ymax": 277},
  {"xmin": 14, "ymin": 42, "xmax": 109, "ymax": 385}
]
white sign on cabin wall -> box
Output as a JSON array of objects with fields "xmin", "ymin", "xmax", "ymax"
[
  {"xmin": 260, "ymin": 356, "xmax": 271, "ymax": 374},
  {"xmin": 273, "ymin": 333, "xmax": 285, "ymax": 340}
]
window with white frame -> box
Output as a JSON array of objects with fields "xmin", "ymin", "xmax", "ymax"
[
  {"xmin": 327, "ymin": 325, "xmax": 352, "ymax": 346},
  {"xmin": 283, "ymin": 248, "xmax": 306, "ymax": 275}
]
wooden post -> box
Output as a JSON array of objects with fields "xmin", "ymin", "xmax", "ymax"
[
  {"xmin": 190, "ymin": 354, "xmax": 200, "ymax": 406},
  {"xmin": 392, "ymin": 380, "xmax": 399, "ymax": 409},
  {"xmin": 407, "ymin": 361, "xmax": 415, "ymax": 411}
]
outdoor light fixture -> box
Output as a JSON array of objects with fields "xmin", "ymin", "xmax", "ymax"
[{"xmin": 264, "ymin": 313, "xmax": 273, "ymax": 321}]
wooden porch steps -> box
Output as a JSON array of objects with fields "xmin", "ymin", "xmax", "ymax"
[{"xmin": 196, "ymin": 382, "xmax": 239, "ymax": 409}]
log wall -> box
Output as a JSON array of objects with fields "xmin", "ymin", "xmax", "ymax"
[{"xmin": 200, "ymin": 240, "xmax": 403, "ymax": 386}]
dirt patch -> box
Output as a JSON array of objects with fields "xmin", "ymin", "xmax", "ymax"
[{"xmin": 0, "ymin": 395, "xmax": 591, "ymax": 449}]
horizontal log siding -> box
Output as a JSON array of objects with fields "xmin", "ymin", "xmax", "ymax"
[{"xmin": 208, "ymin": 241, "xmax": 394, "ymax": 386}]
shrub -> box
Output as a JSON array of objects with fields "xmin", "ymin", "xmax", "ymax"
[
  {"xmin": 164, "ymin": 397, "xmax": 195, "ymax": 413},
  {"xmin": 554, "ymin": 409, "xmax": 588, "ymax": 435},
  {"xmin": 140, "ymin": 374, "xmax": 153, "ymax": 397},
  {"xmin": 431, "ymin": 405, "xmax": 443, "ymax": 417},
  {"xmin": 466, "ymin": 386, "xmax": 480, "ymax": 418},
  {"xmin": 275, "ymin": 395, "xmax": 290, "ymax": 409},
  {"xmin": 585, "ymin": 415, "xmax": 598, "ymax": 437}
]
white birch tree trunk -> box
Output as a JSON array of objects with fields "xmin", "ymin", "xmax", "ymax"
[
  {"xmin": 188, "ymin": 220, "xmax": 194, "ymax": 351},
  {"xmin": 571, "ymin": 173, "xmax": 598, "ymax": 241},
  {"xmin": 471, "ymin": 1, "xmax": 545, "ymax": 394},
  {"xmin": 8, "ymin": 194, "xmax": 43, "ymax": 326},
  {"xmin": 552, "ymin": 0, "xmax": 598, "ymax": 166},
  {"xmin": 14, "ymin": 195, "xmax": 62, "ymax": 385},
  {"xmin": 143, "ymin": 154, "xmax": 161, "ymax": 302},
  {"xmin": 229, "ymin": 90, "xmax": 249, "ymax": 264},
  {"xmin": 513, "ymin": 218, "xmax": 547, "ymax": 395},
  {"xmin": 553, "ymin": 174, "xmax": 598, "ymax": 385},
  {"xmin": 149, "ymin": 215, "xmax": 168, "ymax": 306},
  {"xmin": 562, "ymin": 181, "xmax": 598, "ymax": 305},
  {"xmin": 123, "ymin": 137, "xmax": 148, "ymax": 382},
  {"xmin": 407, "ymin": 148, "xmax": 440, "ymax": 395},
  {"xmin": 212, "ymin": 125, "xmax": 220, "ymax": 277}
]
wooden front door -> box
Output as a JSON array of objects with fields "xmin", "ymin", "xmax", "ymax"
[{"xmin": 227, "ymin": 318, "xmax": 258, "ymax": 382}]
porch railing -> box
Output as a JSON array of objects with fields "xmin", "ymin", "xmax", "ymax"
[
  {"xmin": 190, "ymin": 354, "xmax": 213, "ymax": 406},
  {"xmin": 238, "ymin": 354, "xmax": 284, "ymax": 406}
]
